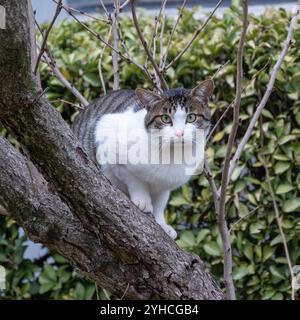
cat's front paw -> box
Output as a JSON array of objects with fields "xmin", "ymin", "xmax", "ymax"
[
  {"xmin": 159, "ymin": 223, "xmax": 177, "ymax": 239},
  {"xmin": 132, "ymin": 198, "xmax": 153, "ymax": 214}
]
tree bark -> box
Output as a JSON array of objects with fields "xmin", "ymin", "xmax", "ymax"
[{"xmin": 0, "ymin": 0, "xmax": 224, "ymax": 300}]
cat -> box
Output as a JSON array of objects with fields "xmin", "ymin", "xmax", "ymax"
[{"xmin": 72, "ymin": 79, "xmax": 214, "ymax": 239}]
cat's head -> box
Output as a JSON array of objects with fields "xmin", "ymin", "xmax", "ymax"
[{"xmin": 135, "ymin": 79, "xmax": 214, "ymax": 144}]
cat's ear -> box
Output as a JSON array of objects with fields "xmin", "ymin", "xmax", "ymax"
[
  {"xmin": 135, "ymin": 88, "xmax": 162, "ymax": 108},
  {"xmin": 190, "ymin": 79, "xmax": 214, "ymax": 101}
]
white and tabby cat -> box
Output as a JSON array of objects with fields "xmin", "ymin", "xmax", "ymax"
[{"xmin": 72, "ymin": 79, "xmax": 214, "ymax": 239}]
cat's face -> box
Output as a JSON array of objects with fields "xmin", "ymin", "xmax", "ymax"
[{"xmin": 135, "ymin": 79, "xmax": 213, "ymax": 145}]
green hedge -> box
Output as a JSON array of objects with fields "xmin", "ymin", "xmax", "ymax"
[{"xmin": 1, "ymin": 5, "xmax": 300, "ymax": 299}]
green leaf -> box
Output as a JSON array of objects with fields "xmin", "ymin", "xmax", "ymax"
[
  {"xmin": 276, "ymin": 183, "xmax": 294, "ymax": 194},
  {"xmin": 269, "ymin": 266, "xmax": 285, "ymax": 280},
  {"xmin": 274, "ymin": 162, "xmax": 290, "ymax": 174},
  {"xmin": 233, "ymin": 266, "xmax": 250, "ymax": 280},
  {"xmin": 263, "ymin": 245, "xmax": 276, "ymax": 262},
  {"xmin": 203, "ymin": 242, "xmax": 221, "ymax": 256},
  {"xmin": 283, "ymin": 198, "xmax": 300, "ymax": 213},
  {"xmin": 196, "ymin": 229, "xmax": 210, "ymax": 243},
  {"xmin": 179, "ymin": 231, "xmax": 195, "ymax": 247}
]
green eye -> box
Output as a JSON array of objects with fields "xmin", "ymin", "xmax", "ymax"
[
  {"xmin": 186, "ymin": 113, "xmax": 197, "ymax": 123},
  {"xmin": 161, "ymin": 114, "xmax": 172, "ymax": 124}
]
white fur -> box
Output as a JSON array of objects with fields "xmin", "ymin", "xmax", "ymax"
[{"xmin": 94, "ymin": 104, "xmax": 205, "ymax": 239}]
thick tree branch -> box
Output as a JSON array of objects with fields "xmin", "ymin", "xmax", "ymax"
[{"xmin": 0, "ymin": 0, "xmax": 223, "ymax": 300}]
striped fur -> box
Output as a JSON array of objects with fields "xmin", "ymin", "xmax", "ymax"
[{"xmin": 72, "ymin": 90, "xmax": 141, "ymax": 161}]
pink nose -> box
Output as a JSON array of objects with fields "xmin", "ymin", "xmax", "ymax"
[{"xmin": 175, "ymin": 130, "xmax": 184, "ymax": 137}]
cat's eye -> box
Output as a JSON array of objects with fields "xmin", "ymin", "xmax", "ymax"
[
  {"xmin": 161, "ymin": 114, "xmax": 172, "ymax": 124},
  {"xmin": 186, "ymin": 113, "xmax": 197, "ymax": 123}
]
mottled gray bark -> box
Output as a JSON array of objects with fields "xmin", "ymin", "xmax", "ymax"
[{"xmin": 0, "ymin": 0, "xmax": 224, "ymax": 299}]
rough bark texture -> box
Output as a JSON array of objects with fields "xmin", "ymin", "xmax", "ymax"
[{"xmin": 0, "ymin": 0, "xmax": 224, "ymax": 299}]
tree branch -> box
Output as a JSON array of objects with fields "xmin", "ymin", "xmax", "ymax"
[
  {"xmin": 217, "ymin": 0, "xmax": 248, "ymax": 300},
  {"xmin": 164, "ymin": 0, "xmax": 224, "ymax": 71},
  {"xmin": 130, "ymin": 0, "xmax": 168, "ymax": 91},
  {"xmin": 227, "ymin": 1, "xmax": 300, "ymax": 183},
  {"xmin": 34, "ymin": 0, "xmax": 62, "ymax": 75},
  {"xmin": 258, "ymin": 121, "xmax": 295, "ymax": 300}
]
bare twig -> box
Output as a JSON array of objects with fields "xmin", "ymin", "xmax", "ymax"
[
  {"xmin": 227, "ymin": 3, "xmax": 300, "ymax": 183},
  {"xmin": 218, "ymin": 0, "xmax": 248, "ymax": 300},
  {"xmin": 51, "ymin": 0, "xmax": 108, "ymax": 22},
  {"xmin": 229, "ymin": 207, "xmax": 259, "ymax": 233},
  {"xmin": 258, "ymin": 121, "xmax": 295, "ymax": 300},
  {"xmin": 161, "ymin": 0, "xmax": 187, "ymax": 70},
  {"xmin": 98, "ymin": 26, "xmax": 113, "ymax": 94},
  {"xmin": 34, "ymin": 0, "xmax": 62, "ymax": 75},
  {"xmin": 204, "ymin": 157, "xmax": 220, "ymax": 212},
  {"xmin": 50, "ymin": 99, "xmax": 84, "ymax": 109},
  {"xmin": 39, "ymin": 47, "xmax": 89, "ymax": 107},
  {"xmin": 98, "ymin": 0, "xmax": 110, "ymax": 17},
  {"xmin": 130, "ymin": 0, "xmax": 168, "ymax": 91},
  {"xmin": 165, "ymin": 0, "xmax": 224, "ymax": 71},
  {"xmin": 112, "ymin": 0, "xmax": 120, "ymax": 90},
  {"xmin": 211, "ymin": 60, "xmax": 231, "ymax": 79},
  {"xmin": 207, "ymin": 60, "xmax": 270, "ymax": 142},
  {"xmin": 35, "ymin": 21, "xmax": 89, "ymax": 107},
  {"xmin": 120, "ymin": 0, "xmax": 131, "ymax": 10},
  {"xmin": 59, "ymin": 2, "xmax": 153, "ymax": 84},
  {"xmin": 159, "ymin": 0, "xmax": 167, "ymax": 70},
  {"xmin": 120, "ymin": 283, "xmax": 130, "ymax": 300}
]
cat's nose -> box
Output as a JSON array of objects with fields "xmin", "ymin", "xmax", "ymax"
[{"xmin": 175, "ymin": 130, "xmax": 184, "ymax": 137}]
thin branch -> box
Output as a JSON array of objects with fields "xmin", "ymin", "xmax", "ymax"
[
  {"xmin": 130, "ymin": 0, "xmax": 168, "ymax": 91},
  {"xmin": 34, "ymin": 0, "xmax": 62, "ymax": 75},
  {"xmin": 144, "ymin": 1, "xmax": 166, "ymax": 70},
  {"xmin": 112, "ymin": 0, "xmax": 120, "ymax": 90},
  {"xmin": 98, "ymin": 0, "xmax": 110, "ymax": 17},
  {"xmin": 227, "ymin": 3, "xmax": 300, "ymax": 183},
  {"xmin": 229, "ymin": 207, "xmax": 259, "ymax": 233},
  {"xmin": 58, "ymin": 2, "xmax": 153, "ymax": 85},
  {"xmin": 218, "ymin": 0, "xmax": 248, "ymax": 300},
  {"xmin": 159, "ymin": 0, "xmax": 167, "ymax": 70},
  {"xmin": 211, "ymin": 60, "xmax": 231, "ymax": 79},
  {"xmin": 258, "ymin": 121, "xmax": 295, "ymax": 300},
  {"xmin": 50, "ymin": 99, "xmax": 84, "ymax": 109},
  {"xmin": 52, "ymin": 0, "xmax": 109, "ymax": 22},
  {"xmin": 164, "ymin": 0, "xmax": 224, "ymax": 71},
  {"xmin": 35, "ymin": 21, "xmax": 89, "ymax": 107},
  {"xmin": 98, "ymin": 26, "xmax": 113, "ymax": 94},
  {"xmin": 120, "ymin": 0, "xmax": 131, "ymax": 10},
  {"xmin": 161, "ymin": 0, "xmax": 187, "ymax": 70},
  {"xmin": 40, "ymin": 48, "xmax": 89, "ymax": 107},
  {"xmin": 204, "ymin": 157, "xmax": 220, "ymax": 212},
  {"xmin": 207, "ymin": 60, "xmax": 270, "ymax": 142}
]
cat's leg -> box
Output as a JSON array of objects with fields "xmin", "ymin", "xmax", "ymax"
[
  {"xmin": 118, "ymin": 166, "xmax": 153, "ymax": 213},
  {"xmin": 152, "ymin": 191, "xmax": 177, "ymax": 239}
]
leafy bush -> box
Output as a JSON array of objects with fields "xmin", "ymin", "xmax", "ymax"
[{"xmin": 1, "ymin": 5, "xmax": 299, "ymax": 299}]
